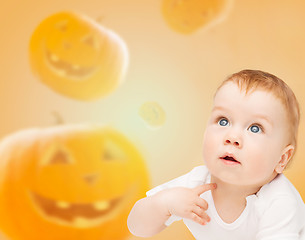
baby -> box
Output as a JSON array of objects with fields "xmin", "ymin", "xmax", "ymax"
[{"xmin": 127, "ymin": 70, "xmax": 305, "ymax": 240}]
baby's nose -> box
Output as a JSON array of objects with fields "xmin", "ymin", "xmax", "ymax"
[
  {"xmin": 224, "ymin": 132, "xmax": 242, "ymax": 148},
  {"xmin": 225, "ymin": 139, "xmax": 240, "ymax": 147}
]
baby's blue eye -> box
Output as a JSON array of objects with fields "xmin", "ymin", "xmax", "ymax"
[
  {"xmin": 249, "ymin": 125, "xmax": 261, "ymax": 133},
  {"xmin": 218, "ymin": 118, "xmax": 229, "ymax": 127}
]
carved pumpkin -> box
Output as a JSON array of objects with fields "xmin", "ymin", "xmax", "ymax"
[
  {"xmin": 139, "ymin": 101, "xmax": 166, "ymax": 129},
  {"xmin": 0, "ymin": 124, "xmax": 149, "ymax": 240},
  {"xmin": 162, "ymin": 0, "xmax": 232, "ymax": 34},
  {"xmin": 29, "ymin": 12, "xmax": 129, "ymax": 100}
]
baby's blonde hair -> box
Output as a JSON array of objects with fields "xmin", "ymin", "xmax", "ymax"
[{"xmin": 216, "ymin": 69, "xmax": 300, "ymax": 149}]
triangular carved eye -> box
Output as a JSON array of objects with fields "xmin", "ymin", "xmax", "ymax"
[
  {"xmin": 49, "ymin": 150, "xmax": 71, "ymax": 164},
  {"xmin": 40, "ymin": 145, "xmax": 74, "ymax": 167},
  {"xmin": 81, "ymin": 34, "xmax": 99, "ymax": 48},
  {"xmin": 103, "ymin": 149, "xmax": 115, "ymax": 161},
  {"xmin": 55, "ymin": 20, "xmax": 68, "ymax": 32},
  {"xmin": 103, "ymin": 139, "xmax": 126, "ymax": 161}
]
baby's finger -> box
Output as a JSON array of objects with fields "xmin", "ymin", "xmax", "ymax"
[
  {"xmin": 189, "ymin": 212, "xmax": 207, "ymax": 226},
  {"xmin": 196, "ymin": 198, "xmax": 208, "ymax": 210},
  {"xmin": 192, "ymin": 206, "xmax": 210, "ymax": 223},
  {"xmin": 194, "ymin": 183, "xmax": 217, "ymax": 196}
]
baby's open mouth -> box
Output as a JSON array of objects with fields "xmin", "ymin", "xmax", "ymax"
[{"xmin": 220, "ymin": 155, "xmax": 241, "ymax": 164}]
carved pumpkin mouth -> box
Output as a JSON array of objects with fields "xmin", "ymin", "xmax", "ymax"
[
  {"xmin": 44, "ymin": 48, "xmax": 97, "ymax": 80},
  {"xmin": 29, "ymin": 191, "xmax": 124, "ymax": 228}
]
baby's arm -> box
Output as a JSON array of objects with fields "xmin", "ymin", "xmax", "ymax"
[{"xmin": 127, "ymin": 183, "xmax": 216, "ymax": 237}]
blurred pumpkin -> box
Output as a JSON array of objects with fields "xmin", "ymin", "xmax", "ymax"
[
  {"xmin": 139, "ymin": 101, "xmax": 166, "ymax": 129},
  {"xmin": 29, "ymin": 11, "xmax": 129, "ymax": 100},
  {"xmin": 0, "ymin": 124, "xmax": 149, "ymax": 240},
  {"xmin": 162, "ymin": 0, "xmax": 232, "ymax": 34}
]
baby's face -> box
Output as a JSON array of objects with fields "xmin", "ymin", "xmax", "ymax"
[{"xmin": 202, "ymin": 82, "xmax": 291, "ymax": 187}]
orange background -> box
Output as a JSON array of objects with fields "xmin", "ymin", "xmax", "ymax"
[{"xmin": 0, "ymin": 0, "xmax": 305, "ymax": 239}]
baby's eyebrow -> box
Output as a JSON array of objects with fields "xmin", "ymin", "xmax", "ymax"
[
  {"xmin": 211, "ymin": 106, "xmax": 227, "ymax": 113},
  {"xmin": 252, "ymin": 114, "xmax": 273, "ymax": 126},
  {"xmin": 212, "ymin": 106, "xmax": 225, "ymax": 111},
  {"xmin": 212, "ymin": 106, "xmax": 273, "ymax": 126}
]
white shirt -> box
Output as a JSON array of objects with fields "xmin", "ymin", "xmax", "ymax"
[{"xmin": 147, "ymin": 166, "xmax": 305, "ymax": 240}]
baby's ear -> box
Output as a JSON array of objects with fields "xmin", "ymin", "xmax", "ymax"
[{"xmin": 275, "ymin": 145, "xmax": 295, "ymax": 173}]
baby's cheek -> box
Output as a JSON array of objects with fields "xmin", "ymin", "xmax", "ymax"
[
  {"xmin": 246, "ymin": 155, "xmax": 275, "ymax": 181},
  {"xmin": 202, "ymin": 131, "xmax": 218, "ymax": 160}
]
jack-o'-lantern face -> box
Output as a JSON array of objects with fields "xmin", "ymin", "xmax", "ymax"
[
  {"xmin": 43, "ymin": 19, "xmax": 101, "ymax": 80},
  {"xmin": 0, "ymin": 125, "xmax": 149, "ymax": 240},
  {"xmin": 29, "ymin": 12, "xmax": 128, "ymax": 100},
  {"xmin": 162, "ymin": 0, "xmax": 232, "ymax": 34},
  {"xmin": 139, "ymin": 101, "xmax": 166, "ymax": 129}
]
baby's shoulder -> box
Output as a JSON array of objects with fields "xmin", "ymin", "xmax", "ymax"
[
  {"xmin": 253, "ymin": 174, "xmax": 305, "ymax": 232},
  {"xmin": 255, "ymin": 174, "xmax": 305, "ymax": 215},
  {"xmin": 165, "ymin": 165, "xmax": 210, "ymax": 187},
  {"xmin": 257, "ymin": 174, "xmax": 301, "ymax": 200},
  {"xmin": 146, "ymin": 165, "xmax": 209, "ymax": 196},
  {"xmin": 188, "ymin": 165, "xmax": 209, "ymax": 179},
  {"xmin": 186, "ymin": 165, "xmax": 210, "ymax": 187}
]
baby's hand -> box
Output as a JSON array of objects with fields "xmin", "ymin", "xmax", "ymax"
[{"xmin": 161, "ymin": 183, "xmax": 216, "ymax": 225}]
